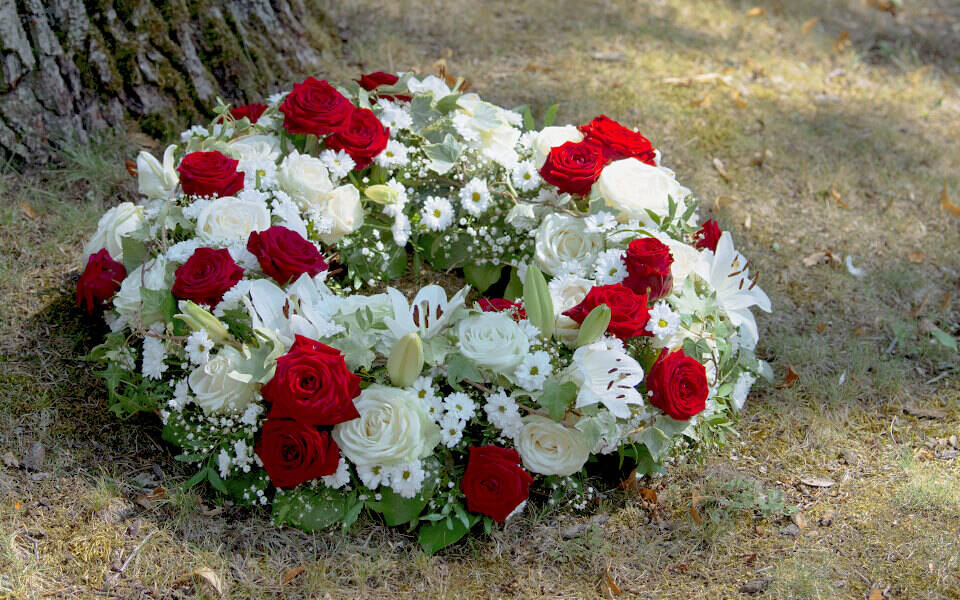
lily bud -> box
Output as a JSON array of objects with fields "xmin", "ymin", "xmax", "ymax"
[
  {"xmin": 523, "ymin": 265, "xmax": 554, "ymax": 339},
  {"xmin": 175, "ymin": 300, "xmax": 232, "ymax": 344},
  {"xmin": 364, "ymin": 184, "xmax": 400, "ymax": 205},
  {"xmin": 387, "ymin": 332, "xmax": 424, "ymax": 388},
  {"xmin": 136, "ymin": 144, "xmax": 178, "ymax": 201},
  {"xmin": 575, "ymin": 304, "xmax": 611, "ymax": 347}
]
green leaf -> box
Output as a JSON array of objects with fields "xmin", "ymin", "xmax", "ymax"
[
  {"xmin": 422, "ymin": 134, "xmax": 463, "ymax": 174},
  {"xmin": 463, "ymin": 264, "xmax": 502, "ymax": 294},
  {"xmin": 518, "ymin": 105, "xmax": 535, "ymax": 131},
  {"xmin": 538, "ymin": 380, "xmax": 578, "ymax": 421},
  {"xmin": 207, "ymin": 467, "xmax": 229, "ymax": 494},
  {"xmin": 417, "ymin": 514, "xmax": 475, "ymax": 555},
  {"xmin": 928, "ymin": 325, "xmax": 958, "ymax": 351},
  {"xmin": 384, "ymin": 244, "xmax": 408, "ymax": 280},
  {"xmin": 435, "ymin": 93, "xmax": 462, "ymax": 114},
  {"xmin": 367, "ymin": 481, "xmax": 436, "ymax": 526},
  {"xmin": 504, "ymin": 267, "xmax": 523, "ymax": 301},
  {"xmin": 228, "ymin": 328, "xmax": 285, "ymax": 384},
  {"xmin": 183, "ymin": 467, "xmax": 208, "ymax": 490},
  {"xmin": 140, "ymin": 288, "xmax": 177, "ymax": 323},
  {"xmin": 410, "ymin": 95, "xmax": 441, "ymax": 130},
  {"xmin": 273, "ymin": 488, "xmax": 362, "ymax": 532},
  {"xmin": 445, "ymin": 353, "xmax": 483, "ymax": 390},
  {"xmin": 120, "ymin": 235, "xmax": 149, "ymax": 272},
  {"xmin": 543, "ymin": 103, "xmax": 559, "ymax": 127}
]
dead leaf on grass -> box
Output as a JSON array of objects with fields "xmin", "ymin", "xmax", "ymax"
[
  {"xmin": 179, "ymin": 568, "xmax": 224, "ymax": 596},
  {"xmin": 868, "ymin": 589, "xmax": 884, "ymax": 600},
  {"xmin": 908, "ymin": 251, "xmax": 925, "ymax": 264},
  {"xmin": 125, "ymin": 160, "xmax": 138, "ymax": 178},
  {"xmin": 19, "ymin": 202, "xmax": 39, "ymax": 220},
  {"xmin": 865, "ymin": 0, "xmax": 898, "ymax": 15},
  {"xmin": 779, "ymin": 365, "xmax": 800, "ymax": 388},
  {"xmin": 801, "ymin": 17, "xmax": 820, "ymax": 34},
  {"xmin": 903, "ymin": 405, "xmax": 946, "ymax": 419},
  {"xmin": 712, "ymin": 158, "xmax": 730, "ymax": 181},
  {"xmin": 816, "ymin": 323, "xmax": 828, "ymax": 334},
  {"xmin": 831, "ymin": 187, "xmax": 849, "ymax": 208},
  {"xmin": 792, "ymin": 512, "xmax": 807, "ymax": 530},
  {"xmin": 833, "ymin": 30, "xmax": 851, "ymax": 53},
  {"xmin": 135, "ymin": 487, "xmax": 166, "ymax": 510},
  {"xmin": 691, "ymin": 93, "xmax": 712, "ymax": 108},
  {"xmin": 602, "ymin": 563, "xmax": 622, "ymax": 596},
  {"xmin": 714, "ymin": 195, "xmax": 738, "ymax": 210},
  {"xmin": 281, "ymin": 565, "xmax": 306, "ymax": 585},
  {"xmin": 800, "ymin": 476, "xmax": 835, "ymax": 488},
  {"xmin": 746, "ymin": 7, "xmax": 765, "ymax": 17},
  {"xmin": 802, "ymin": 251, "xmax": 833, "ymax": 267},
  {"xmin": 941, "ymin": 184, "xmax": 960, "ymax": 217}
]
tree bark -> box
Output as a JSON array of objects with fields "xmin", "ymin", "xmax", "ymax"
[{"xmin": 0, "ymin": 0, "xmax": 339, "ymax": 162}]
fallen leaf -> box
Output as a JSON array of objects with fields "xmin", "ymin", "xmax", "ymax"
[
  {"xmin": 712, "ymin": 158, "xmax": 730, "ymax": 181},
  {"xmin": 714, "ymin": 195, "xmax": 738, "ymax": 210},
  {"xmin": 689, "ymin": 504, "xmax": 703, "ymax": 524},
  {"xmin": 908, "ymin": 251, "xmax": 925, "ymax": 264},
  {"xmin": 853, "ymin": 326, "xmax": 868, "ymax": 337},
  {"xmin": 746, "ymin": 7, "xmax": 765, "ymax": 17},
  {"xmin": 801, "ymin": 16, "xmax": 820, "ymax": 34},
  {"xmin": 833, "ymin": 30, "xmax": 851, "ymax": 53},
  {"xmin": 816, "ymin": 323, "xmax": 828, "ymax": 334},
  {"xmin": 523, "ymin": 63, "xmax": 552, "ymax": 73},
  {"xmin": 903, "ymin": 405, "xmax": 946, "ymax": 419},
  {"xmin": 802, "ymin": 251, "xmax": 831, "ymax": 267},
  {"xmin": 941, "ymin": 184, "xmax": 960, "ymax": 217},
  {"xmin": 907, "ymin": 291, "xmax": 930, "ymax": 318},
  {"xmin": 125, "ymin": 159, "xmax": 138, "ymax": 178},
  {"xmin": 819, "ymin": 509, "xmax": 836, "ymax": 527},
  {"xmin": 831, "ymin": 187, "xmax": 849, "ymax": 208},
  {"xmin": 281, "ymin": 565, "xmax": 306, "ymax": 585},
  {"xmin": 941, "ymin": 293, "xmax": 952, "ymax": 311},
  {"xmin": 779, "ymin": 365, "xmax": 800, "ymax": 388},
  {"xmin": 181, "ymin": 568, "xmax": 223, "ymax": 596},
  {"xmin": 19, "ymin": 202, "xmax": 39, "ymax": 220},
  {"xmin": 865, "ymin": 0, "xmax": 898, "ymax": 15},
  {"xmin": 792, "ymin": 512, "xmax": 807, "ymax": 529},
  {"xmin": 868, "ymin": 589, "xmax": 884, "ymax": 600},
  {"xmin": 732, "ymin": 90, "xmax": 748, "ymax": 109},
  {"xmin": 603, "ymin": 564, "xmax": 622, "ymax": 596},
  {"xmin": 638, "ymin": 487, "xmax": 658, "ymax": 505},
  {"xmin": 135, "ymin": 487, "xmax": 167, "ymax": 510},
  {"xmin": 800, "ymin": 476, "xmax": 835, "ymax": 488},
  {"xmin": 691, "ymin": 93, "xmax": 712, "ymax": 108}
]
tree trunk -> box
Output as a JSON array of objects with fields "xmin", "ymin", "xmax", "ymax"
[{"xmin": 0, "ymin": 0, "xmax": 340, "ymax": 162}]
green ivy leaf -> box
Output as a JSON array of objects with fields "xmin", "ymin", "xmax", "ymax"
[
  {"xmin": 120, "ymin": 235, "xmax": 149, "ymax": 272},
  {"xmin": 435, "ymin": 93, "xmax": 462, "ymax": 114},
  {"xmin": 538, "ymin": 380, "xmax": 578, "ymax": 421},
  {"xmin": 423, "ymin": 134, "xmax": 463, "ymax": 174},
  {"xmin": 462, "ymin": 264, "xmax": 502, "ymax": 294},
  {"xmin": 273, "ymin": 488, "xmax": 362, "ymax": 532},
  {"xmin": 445, "ymin": 353, "xmax": 483, "ymax": 390},
  {"xmin": 417, "ymin": 513, "xmax": 477, "ymax": 555},
  {"xmin": 140, "ymin": 288, "xmax": 177, "ymax": 323},
  {"xmin": 367, "ymin": 479, "xmax": 436, "ymax": 526}
]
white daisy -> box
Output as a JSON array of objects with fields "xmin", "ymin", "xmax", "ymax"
[
  {"xmin": 459, "ymin": 178, "xmax": 491, "ymax": 216},
  {"xmin": 646, "ymin": 301, "xmax": 680, "ymax": 339},
  {"xmin": 484, "ymin": 389, "xmax": 523, "ymax": 439},
  {"xmin": 593, "ymin": 249, "xmax": 627, "ymax": 285},
  {"xmin": 374, "ymin": 139, "xmax": 409, "ymax": 168},
  {"xmin": 320, "ymin": 149, "xmax": 356, "ymax": 180},
  {"xmin": 511, "ymin": 160, "xmax": 542, "ymax": 192},
  {"xmin": 185, "ymin": 329, "xmax": 213, "ymax": 365},
  {"xmin": 356, "ymin": 464, "xmax": 388, "ymax": 489},
  {"xmin": 420, "ymin": 196, "xmax": 454, "ymax": 231},
  {"xmin": 514, "ymin": 350, "xmax": 552, "ymax": 391},
  {"xmin": 443, "ymin": 392, "xmax": 476, "ymax": 421},
  {"xmin": 377, "ymin": 100, "xmax": 413, "ymax": 133},
  {"xmin": 584, "ymin": 211, "xmax": 618, "ymax": 233},
  {"xmin": 237, "ymin": 158, "xmax": 278, "ymax": 189},
  {"xmin": 386, "ymin": 460, "xmax": 426, "ymax": 499},
  {"xmin": 440, "ymin": 412, "xmax": 466, "ymax": 448}
]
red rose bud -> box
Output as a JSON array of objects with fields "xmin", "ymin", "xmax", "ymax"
[
  {"xmin": 177, "ymin": 151, "xmax": 245, "ymax": 197},
  {"xmin": 579, "ymin": 115, "xmax": 656, "ymax": 165},
  {"xmin": 279, "ymin": 77, "xmax": 355, "ymax": 136},
  {"xmin": 694, "ymin": 219, "xmax": 722, "ymax": 252},
  {"xmin": 229, "ymin": 103, "xmax": 268, "ymax": 123},
  {"xmin": 539, "ymin": 141, "xmax": 606, "ymax": 196},
  {"xmin": 323, "ymin": 108, "xmax": 389, "ymax": 170},
  {"xmin": 255, "ymin": 418, "xmax": 341, "ymax": 488},
  {"xmin": 246, "ymin": 226, "xmax": 328, "ymax": 285},
  {"xmin": 76, "ymin": 249, "xmax": 126, "ymax": 314},
  {"xmin": 355, "ymin": 71, "xmax": 411, "ymax": 102},
  {"xmin": 622, "ymin": 237, "xmax": 674, "ymax": 301},
  {"xmin": 645, "ymin": 348, "xmax": 708, "ymax": 421},
  {"xmin": 563, "ymin": 284, "xmax": 652, "ymax": 340},
  {"xmin": 171, "ymin": 247, "xmax": 244, "ymax": 308},
  {"xmin": 477, "ymin": 298, "xmax": 526, "ymax": 321},
  {"xmin": 262, "ymin": 335, "xmax": 362, "ymax": 426},
  {"xmin": 461, "ymin": 445, "xmax": 533, "ymax": 522}
]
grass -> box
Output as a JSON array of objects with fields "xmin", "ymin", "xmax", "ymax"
[{"xmin": 2, "ymin": 0, "xmax": 960, "ymax": 597}]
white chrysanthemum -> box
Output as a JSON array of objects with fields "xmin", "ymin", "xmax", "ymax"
[
  {"xmin": 141, "ymin": 332, "xmax": 168, "ymax": 380},
  {"xmin": 484, "ymin": 389, "xmax": 523, "ymax": 439},
  {"xmin": 213, "ymin": 279, "xmax": 252, "ymax": 317},
  {"xmin": 514, "ymin": 351, "xmax": 552, "ymax": 392},
  {"xmin": 731, "ymin": 372, "xmax": 757, "ymax": 411},
  {"xmin": 646, "ymin": 301, "xmax": 680, "ymax": 339},
  {"xmin": 511, "ymin": 160, "xmax": 541, "ymax": 192},
  {"xmin": 169, "ymin": 379, "xmax": 190, "ymax": 412},
  {"xmin": 439, "ymin": 412, "xmax": 466, "ymax": 448},
  {"xmin": 375, "ymin": 139, "xmax": 409, "ymax": 168},
  {"xmin": 165, "ymin": 239, "xmax": 202, "ymax": 264},
  {"xmin": 392, "ymin": 212, "xmax": 411, "ymax": 245},
  {"xmin": 421, "ymin": 196, "xmax": 454, "ymax": 231},
  {"xmin": 408, "ymin": 376, "xmax": 442, "ymax": 421},
  {"xmin": 386, "ymin": 460, "xmax": 426, "ymax": 499},
  {"xmin": 320, "ymin": 149, "xmax": 356, "ymax": 180},
  {"xmin": 443, "ymin": 392, "xmax": 476, "ymax": 421},
  {"xmin": 593, "ymin": 249, "xmax": 628, "ymax": 285},
  {"xmin": 185, "ymin": 329, "xmax": 213, "ymax": 365},
  {"xmin": 584, "ymin": 211, "xmax": 618, "ymax": 233},
  {"xmin": 356, "ymin": 464, "xmax": 388, "ymax": 489},
  {"xmin": 459, "ymin": 178, "xmax": 491, "ymax": 216},
  {"xmin": 377, "ymin": 100, "xmax": 413, "ymax": 133},
  {"xmin": 322, "ymin": 457, "xmax": 351, "ymax": 489}
]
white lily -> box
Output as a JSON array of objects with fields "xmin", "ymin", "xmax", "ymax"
[
  {"xmin": 384, "ymin": 285, "xmax": 469, "ymax": 340},
  {"xmin": 242, "ymin": 279, "xmax": 294, "ymax": 346},
  {"xmin": 694, "ymin": 232, "xmax": 771, "ymax": 345},
  {"xmin": 137, "ymin": 144, "xmax": 178, "ymax": 200},
  {"xmin": 286, "ymin": 274, "xmax": 344, "ymax": 340},
  {"xmin": 569, "ymin": 341, "xmax": 646, "ymax": 419}
]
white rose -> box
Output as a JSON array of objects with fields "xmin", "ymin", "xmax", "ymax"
[
  {"xmin": 549, "ymin": 275, "xmax": 593, "ymax": 345},
  {"xmin": 456, "ymin": 312, "xmax": 529, "ymax": 373},
  {"xmin": 532, "ymin": 125, "xmax": 583, "ymax": 168},
  {"xmin": 113, "ymin": 257, "xmax": 169, "ymax": 328},
  {"xmin": 534, "ymin": 213, "xmax": 603, "ymax": 276},
  {"xmin": 516, "ymin": 415, "xmax": 590, "ymax": 476},
  {"xmin": 592, "ymin": 158, "xmax": 688, "ymax": 226},
  {"xmin": 228, "ymin": 135, "xmax": 282, "ymax": 162},
  {"xmin": 478, "ymin": 123, "xmax": 520, "ymax": 168},
  {"xmin": 137, "ymin": 145, "xmax": 178, "ymax": 201},
  {"xmin": 332, "ymin": 384, "xmax": 441, "ymax": 467},
  {"xmin": 318, "ymin": 184, "xmax": 363, "ymax": 244},
  {"xmin": 188, "ymin": 346, "xmax": 257, "ymax": 415},
  {"xmin": 653, "ymin": 233, "xmax": 702, "ymax": 287},
  {"xmin": 277, "ymin": 150, "xmax": 333, "ymax": 208},
  {"xmin": 83, "ymin": 202, "xmax": 145, "ymax": 261},
  {"xmin": 195, "ymin": 196, "xmax": 270, "ymax": 241}
]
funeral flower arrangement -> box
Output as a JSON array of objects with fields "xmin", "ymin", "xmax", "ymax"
[{"xmin": 78, "ymin": 72, "xmax": 772, "ymax": 552}]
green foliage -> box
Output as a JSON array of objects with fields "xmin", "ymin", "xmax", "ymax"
[
  {"xmin": 538, "ymin": 380, "xmax": 577, "ymax": 421},
  {"xmin": 273, "ymin": 487, "xmax": 363, "ymax": 532},
  {"xmin": 462, "ymin": 263, "xmax": 502, "ymax": 294}
]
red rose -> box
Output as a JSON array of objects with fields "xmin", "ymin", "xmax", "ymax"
[
  {"xmin": 247, "ymin": 226, "xmax": 328, "ymax": 285},
  {"xmin": 694, "ymin": 219, "xmax": 722, "ymax": 252},
  {"xmin": 177, "ymin": 151, "xmax": 244, "ymax": 198},
  {"xmin": 228, "ymin": 103, "xmax": 268, "ymax": 123},
  {"xmin": 323, "ymin": 108, "xmax": 389, "ymax": 170},
  {"xmin": 279, "ymin": 77, "xmax": 354, "ymax": 136},
  {"xmin": 622, "ymin": 237, "xmax": 674, "ymax": 301},
  {"xmin": 171, "ymin": 247, "xmax": 244, "ymax": 308},
  {"xmin": 579, "ymin": 115, "xmax": 656, "ymax": 165},
  {"xmin": 255, "ymin": 418, "xmax": 341, "ymax": 488},
  {"xmin": 460, "ymin": 446, "xmax": 533, "ymax": 522},
  {"xmin": 538, "ymin": 141, "xmax": 605, "ymax": 196},
  {"xmin": 563, "ymin": 284, "xmax": 652, "ymax": 340},
  {"xmin": 76, "ymin": 249, "xmax": 126, "ymax": 314},
  {"xmin": 477, "ymin": 298, "xmax": 526, "ymax": 321},
  {"xmin": 645, "ymin": 349, "xmax": 708, "ymax": 421},
  {"xmin": 356, "ymin": 71, "xmax": 411, "ymax": 102},
  {"xmin": 262, "ymin": 335, "xmax": 361, "ymax": 426}
]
